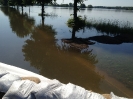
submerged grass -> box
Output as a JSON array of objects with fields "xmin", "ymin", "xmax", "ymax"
[
  {"xmin": 67, "ymin": 16, "xmax": 133, "ymax": 35},
  {"xmin": 86, "ymin": 18, "xmax": 133, "ymax": 35}
]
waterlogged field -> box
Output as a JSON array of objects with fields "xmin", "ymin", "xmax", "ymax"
[{"xmin": 0, "ymin": 6, "xmax": 133, "ymax": 97}]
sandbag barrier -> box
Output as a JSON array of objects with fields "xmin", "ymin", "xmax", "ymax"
[{"xmin": 0, "ymin": 63, "xmax": 129, "ymax": 99}]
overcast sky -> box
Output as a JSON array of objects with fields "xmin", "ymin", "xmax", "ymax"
[{"xmin": 56, "ymin": 0, "xmax": 133, "ymax": 6}]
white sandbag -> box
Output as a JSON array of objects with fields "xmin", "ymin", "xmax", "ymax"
[
  {"xmin": 3, "ymin": 80, "xmax": 36, "ymax": 99},
  {"xmin": 86, "ymin": 91, "xmax": 105, "ymax": 99},
  {"xmin": 33, "ymin": 79, "xmax": 105, "ymax": 99},
  {"xmin": 56, "ymin": 83, "xmax": 87, "ymax": 99},
  {"xmin": 0, "ymin": 74, "xmax": 21, "ymax": 92},
  {"xmin": 0, "ymin": 62, "xmax": 49, "ymax": 82},
  {"xmin": 110, "ymin": 92, "xmax": 128, "ymax": 99},
  {"xmin": 0, "ymin": 69, "xmax": 9, "ymax": 78},
  {"xmin": 33, "ymin": 79, "xmax": 62, "ymax": 99},
  {"xmin": 56, "ymin": 83, "xmax": 105, "ymax": 99}
]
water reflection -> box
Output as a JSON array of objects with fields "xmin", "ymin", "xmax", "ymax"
[
  {"xmin": 22, "ymin": 16, "xmax": 104, "ymax": 93},
  {"xmin": 87, "ymin": 8, "xmax": 92, "ymax": 11},
  {"xmin": 59, "ymin": 16, "xmax": 97, "ymax": 64},
  {"xmin": 0, "ymin": 7, "xmax": 34, "ymax": 38}
]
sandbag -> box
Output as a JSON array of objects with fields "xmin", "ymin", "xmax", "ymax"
[
  {"xmin": 33, "ymin": 79, "xmax": 62, "ymax": 99},
  {"xmin": 0, "ymin": 69, "xmax": 9, "ymax": 78},
  {"xmin": 0, "ymin": 74, "xmax": 21, "ymax": 92},
  {"xmin": 110, "ymin": 92, "xmax": 128, "ymax": 99},
  {"xmin": 55, "ymin": 83, "xmax": 105, "ymax": 99},
  {"xmin": 33, "ymin": 79, "xmax": 105, "ymax": 99},
  {"xmin": 86, "ymin": 90, "xmax": 106, "ymax": 99},
  {"xmin": 56, "ymin": 83, "xmax": 88, "ymax": 99},
  {"xmin": 3, "ymin": 80, "xmax": 36, "ymax": 99}
]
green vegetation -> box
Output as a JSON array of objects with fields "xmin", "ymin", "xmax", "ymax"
[
  {"xmin": 0, "ymin": 0, "xmax": 56, "ymax": 7},
  {"xmin": 80, "ymin": 3, "xmax": 86, "ymax": 8},
  {"xmin": 67, "ymin": 16, "xmax": 133, "ymax": 35},
  {"xmin": 67, "ymin": 16, "xmax": 86, "ymax": 31},
  {"xmin": 1, "ymin": 0, "xmax": 132, "ymax": 10},
  {"xmin": 88, "ymin": 5, "xmax": 93, "ymax": 8},
  {"xmin": 0, "ymin": 0, "xmax": 56, "ymax": 16},
  {"xmin": 86, "ymin": 18, "xmax": 133, "ymax": 35}
]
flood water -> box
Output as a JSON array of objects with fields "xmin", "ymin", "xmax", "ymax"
[{"xmin": 0, "ymin": 6, "xmax": 133, "ymax": 97}]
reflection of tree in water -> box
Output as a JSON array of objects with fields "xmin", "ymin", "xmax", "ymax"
[
  {"xmin": 1, "ymin": 7, "xmax": 35, "ymax": 38},
  {"xmin": 60, "ymin": 15, "xmax": 97, "ymax": 64},
  {"xmin": 58, "ymin": 41, "xmax": 98, "ymax": 64},
  {"xmin": 22, "ymin": 16, "xmax": 104, "ymax": 93},
  {"xmin": 23, "ymin": 24, "xmax": 55, "ymax": 66},
  {"xmin": 0, "ymin": 7, "xmax": 9, "ymax": 16}
]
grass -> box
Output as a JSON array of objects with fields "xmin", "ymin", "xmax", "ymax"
[
  {"xmin": 86, "ymin": 18, "xmax": 133, "ymax": 35},
  {"xmin": 67, "ymin": 16, "xmax": 133, "ymax": 36}
]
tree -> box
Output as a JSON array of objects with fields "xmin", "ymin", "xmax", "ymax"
[
  {"xmin": 0, "ymin": 0, "xmax": 8, "ymax": 6},
  {"xmin": 88, "ymin": 4, "xmax": 92, "ymax": 8},
  {"xmin": 8, "ymin": 0, "xmax": 25, "ymax": 13},
  {"xmin": 60, "ymin": 4, "xmax": 68, "ymax": 7},
  {"xmin": 8, "ymin": 0, "xmax": 16, "ymax": 6},
  {"xmin": 36, "ymin": 0, "xmax": 56, "ymax": 16},
  {"xmin": 23, "ymin": 0, "xmax": 35, "ymax": 6},
  {"xmin": 69, "ymin": 3, "xmax": 73, "ymax": 7},
  {"xmin": 80, "ymin": 3, "xmax": 86, "ymax": 8},
  {"xmin": 73, "ymin": 0, "xmax": 86, "ymax": 21}
]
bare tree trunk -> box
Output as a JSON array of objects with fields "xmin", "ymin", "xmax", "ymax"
[
  {"xmin": 72, "ymin": 0, "xmax": 78, "ymax": 39},
  {"xmin": 22, "ymin": 6, "xmax": 23, "ymax": 15},
  {"xmin": 29, "ymin": 6, "xmax": 30, "ymax": 16},
  {"xmin": 41, "ymin": 2, "xmax": 44, "ymax": 16},
  {"xmin": 17, "ymin": 5, "xmax": 19, "ymax": 10},
  {"xmin": 42, "ymin": 15, "xmax": 44, "ymax": 26},
  {"xmin": 74, "ymin": 0, "xmax": 77, "ymax": 21},
  {"xmin": 72, "ymin": 26, "xmax": 76, "ymax": 39}
]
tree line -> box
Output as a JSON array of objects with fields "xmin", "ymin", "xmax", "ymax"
[
  {"xmin": 0, "ymin": 0, "xmax": 56, "ymax": 16},
  {"xmin": 53, "ymin": 3, "xmax": 133, "ymax": 10},
  {"xmin": 0, "ymin": 0, "xmax": 133, "ymax": 10},
  {"xmin": 0, "ymin": 0, "xmax": 56, "ymax": 8},
  {"xmin": 0, "ymin": 0, "xmax": 89, "ymax": 9},
  {"xmin": 93, "ymin": 6, "xmax": 133, "ymax": 10}
]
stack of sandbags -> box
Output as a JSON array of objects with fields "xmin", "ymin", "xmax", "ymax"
[
  {"xmin": 0, "ymin": 69, "xmax": 21, "ymax": 93},
  {"xmin": 3, "ymin": 80, "xmax": 36, "ymax": 99},
  {"xmin": 0, "ymin": 66, "xmax": 129, "ymax": 99},
  {"xmin": 32, "ymin": 81, "xmax": 105, "ymax": 99}
]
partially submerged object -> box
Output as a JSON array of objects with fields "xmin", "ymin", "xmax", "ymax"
[
  {"xmin": 62, "ymin": 38, "xmax": 95, "ymax": 50},
  {"xmin": 0, "ymin": 62, "xmax": 129, "ymax": 99}
]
